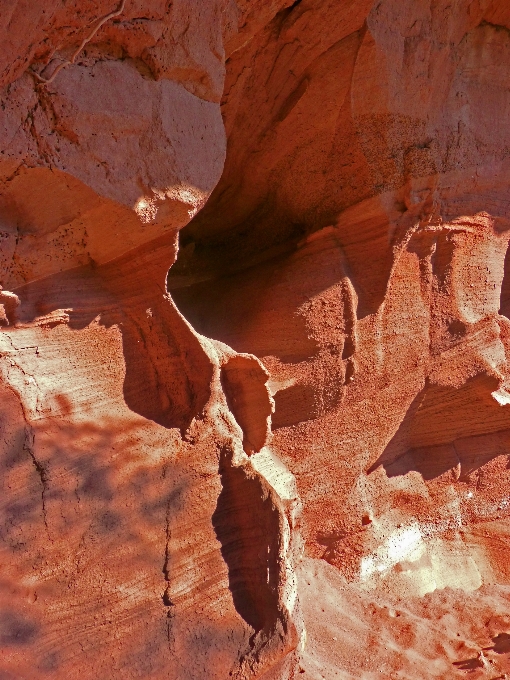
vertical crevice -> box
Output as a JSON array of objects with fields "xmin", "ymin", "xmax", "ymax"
[
  {"xmin": 212, "ymin": 447, "xmax": 281, "ymax": 633},
  {"xmin": 25, "ymin": 433, "xmax": 50, "ymax": 536},
  {"xmin": 2, "ymin": 380, "xmax": 50, "ymax": 537},
  {"xmin": 500, "ymin": 242, "xmax": 510, "ymax": 319}
]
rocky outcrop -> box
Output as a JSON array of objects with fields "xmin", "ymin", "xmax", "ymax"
[
  {"xmin": 0, "ymin": 1, "xmax": 301, "ymax": 678},
  {"xmin": 170, "ymin": 0, "xmax": 510, "ymax": 676},
  {"xmin": 3, "ymin": 0, "xmax": 510, "ymax": 678}
]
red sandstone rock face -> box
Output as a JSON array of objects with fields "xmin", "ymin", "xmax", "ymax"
[{"xmin": 2, "ymin": 0, "xmax": 510, "ymax": 678}]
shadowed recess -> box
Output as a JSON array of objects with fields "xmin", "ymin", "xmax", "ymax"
[
  {"xmin": 12, "ymin": 249, "xmax": 214, "ymax": 434},
  {"xmin": 272, "ymin": 383, "xmax": 318, "ymax": 429},
  {"xmin": 119, "ymin": 301, "xmax": 213, "ymax": 435},
  {"xmin": 500, "ymin": 242, "xmax": 510, "ymax": 318},
  {"xmin": 212, "ymin": 448, "xmax": 280, "ymax": 633},
  {"xmin": 369, "ymin": 375, "xmax": 510, "ymax": 480},
  {"xmin": 170, "ymin": 254, "xmax": 320, "ymax": 364}
]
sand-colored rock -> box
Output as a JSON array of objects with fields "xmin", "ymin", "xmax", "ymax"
[
  {"xmin": 3, "ymin": 0, "xmax": 510, "ymax": 678},
  {"xmin": 0, "ymin": 1, "xmax": 302, "ymax": 678},
  {"xmin": 170, "ymin": 0, "xmax": 510, "ymax": 676}
]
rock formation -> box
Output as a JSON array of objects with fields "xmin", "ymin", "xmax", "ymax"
[{"xmin": 1, "ymin": 0, "xmax": 510, "ymax": 678}]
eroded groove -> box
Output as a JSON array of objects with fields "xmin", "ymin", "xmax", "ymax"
[
  {"xmin": 212, "ymin": 446, "xmax": 281, "ymax": 633},
  {"xmin": 210, "ymin": 441, "xmax": 302, "ymax": 680}
]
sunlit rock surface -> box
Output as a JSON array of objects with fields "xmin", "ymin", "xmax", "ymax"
[{"xmin": 2, "ymin": 0, "xmax": 510, "ymax": 678}]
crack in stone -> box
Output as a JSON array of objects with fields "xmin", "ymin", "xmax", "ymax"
[
  {"xmin": 161, "ymin": 473, "xmax": 176, "ymax": 652},
  {"xmin": 26, "ymin": 435, "xmax": 50, "ymax": 535},
  {"xmin": 162, "ymin": 494, "xmax": 173, "ymax": 608},
  {"xmin": 1, "ymin": 354, "xmax": 51, "ymax": 537}
]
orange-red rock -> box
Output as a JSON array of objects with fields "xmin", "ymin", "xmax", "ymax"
[{"xmin": 3, "ymin": 0, "xmax": 510, "ymax": 678}]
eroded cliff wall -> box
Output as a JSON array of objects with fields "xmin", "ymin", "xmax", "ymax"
[{"xmin": 2, "ymin": 1, "xmax": 510, "ymax": 678}]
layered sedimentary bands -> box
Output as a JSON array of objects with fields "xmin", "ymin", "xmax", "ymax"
[{"xmin": 2, "ymin": 0, "xmax": 510, "ymax": 678}]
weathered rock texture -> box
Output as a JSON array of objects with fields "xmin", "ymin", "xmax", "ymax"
[{"xmin": 2, "ymin": 0, "xmax": 510, "ymax": 678}]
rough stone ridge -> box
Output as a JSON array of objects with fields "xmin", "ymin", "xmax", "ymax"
[{"xmin": 2, "ymin": 0, "xmax": 510, "ymax": 678}]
